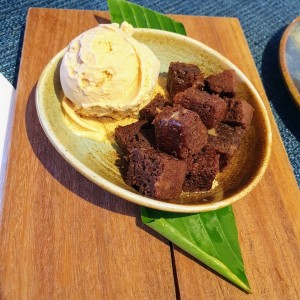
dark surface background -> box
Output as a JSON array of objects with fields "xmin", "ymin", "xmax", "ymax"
[{"xmin": 0, "ymin": 0, "xmax": 299, "ymax": 185}]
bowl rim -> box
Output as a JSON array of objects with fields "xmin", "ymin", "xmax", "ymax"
[{"xmin": 36, "ymin": 28, "xmax": 272, "ymax": 213}]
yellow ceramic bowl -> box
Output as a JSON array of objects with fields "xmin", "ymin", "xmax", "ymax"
[{"xmin": 36, "ymin": 29, "xmax": 272, "ymax": 213}]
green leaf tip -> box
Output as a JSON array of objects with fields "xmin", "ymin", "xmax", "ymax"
[
  {"xmin": 141, "ymin": 206, "xmax": 251, "ymax": 293},
  {"xmin": 108, "ymin": 0, "xmax": 186, "ymax": 35}
]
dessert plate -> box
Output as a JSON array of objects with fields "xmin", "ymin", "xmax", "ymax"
[
  {"xmin": 36, "ymin": 29, "xmax": 272, "ymax": 212},
  {"xmin": 279, "ymin": 16, "xmax": 300, "ymax": 109}
]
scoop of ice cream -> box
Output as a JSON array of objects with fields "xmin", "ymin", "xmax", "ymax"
[{"xmin": 60, "ymin": 22, "xmax": 160, "ymax": 118}]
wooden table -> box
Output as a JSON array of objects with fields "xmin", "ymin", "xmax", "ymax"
[{"xmin": 0, "ymin": 8, "xmax": 300, "ymax": 299}]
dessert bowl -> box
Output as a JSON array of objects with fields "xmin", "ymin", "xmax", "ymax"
[{"xmin": 36, "ymin": 28, "xmax": 272, "ymax": 213}]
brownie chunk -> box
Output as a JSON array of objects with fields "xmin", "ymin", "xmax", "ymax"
[
  {"xmin": 115, "ymin": 120, "xmax": 155, "ymax": 155},
  {"xmin": 167, "ymin": 62, "xmax": 205, "ymax": 98},
  {"xmin": 216, "ymin": 122, "xmax": 246, "ymax": 144},
  {"xmin": 208, "ymin": 123, "xmax": 245, "ymax": 170},
  {"xmin": 183, "ymin": 145, "xmax": 219, "ymax": 192},
  {"xmin": 153, "ymin": 106, "xmax": 208, "ymax": 159},
  {"xmin": 205, "ymin": 69, "xmax": 236, "ymax": 97},
  {"xmin": 223, "ymin": 98, "xmax": 254, "ymax": 129},
  {"xmin": 173, "ymin": 88, "xmax": 227, "ymax": 129},
  {"xmin": 126, "ymin": 148, "xmax": 187, "ymax": 199},
  {"xmin": 139, "ymin": 93, "xmax": 171, "ymax": 121}
]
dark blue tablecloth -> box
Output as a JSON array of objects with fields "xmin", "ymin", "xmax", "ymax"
[{"xmin": 0, "ymin": 0, "xmax": 299, "ymax": 186}]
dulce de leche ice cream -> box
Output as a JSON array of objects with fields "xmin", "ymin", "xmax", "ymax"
[{"xmin": 60, "ymin": 22, "xmax": 160, "ymax": 119}]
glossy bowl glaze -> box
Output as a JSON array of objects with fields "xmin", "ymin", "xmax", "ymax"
[
  {"xmin": 279, "ymin": 16, "xmax": 300, "ymax": 109},
  {"xmin": 36, "ymin": 28, "xmax": 272, "ymax": 212}
]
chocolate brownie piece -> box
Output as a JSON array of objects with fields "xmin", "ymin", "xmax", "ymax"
[
  {"xmin": 216, "ymin": 122, "xmax": 246, "ymax": 145},
  {"xmin": 205, "ymin": 69, "xmax": 236, "ymax": 97},
  {"xmin": 153, "ymin": 106, "xmax": 208, "ymax": 159},
  {"xmin": 115, "ymin": 120, "xmax": 155, "ymax": 155},
  {"xmin": 167, "ymin": 62, "xmax": 205, "ymax": 98},
  {"xmin": 126, "ymin": 148, "xmax": 187, "ymax": 199},
  {"xmin": 183, "ymin": 145, "xmax": 219, "ymax": 192},
  {"xmin": 223, "ymin": 98, "xmax": 254, "ymax": 129},
  {"xmin": 208, "ymin": 123, "xmax": 245, "ymax": 170},
  {"xmin": 173, "ymin": 88, "xmax": 227, "ymax": 129},
  {"xmin": 139, "ymin": 93, "xmax": 171, "ymax": 121}
]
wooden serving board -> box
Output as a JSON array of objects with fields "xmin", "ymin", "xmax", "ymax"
[{"xmin": 0, "ymin": 8, "xmax": 300, "ymax": 299}]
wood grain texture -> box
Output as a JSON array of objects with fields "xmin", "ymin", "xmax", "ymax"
[
  {"xmin": 0, "ymin": 8, "xmax": 299, "ymax": 300},
  {"xmin": 0, "ymin": 9, "xmax": 175, "ymax": 300}
]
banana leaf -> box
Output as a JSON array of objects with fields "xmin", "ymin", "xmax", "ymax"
[
  {"xmin": 108, "ymin": 0, "xmax": 250, "ymax": 292},
  {"xmin": 108, "ymin": 0, "xmax": 186, "ymax": 35},
  {"xmin": 141, "ymin": 206, "xmax": 250, "ymax": 293}
]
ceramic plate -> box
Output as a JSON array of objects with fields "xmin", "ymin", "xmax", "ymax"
[
  {"xmin": 280, "ymin": 16, "xmax": 300, "ymax": 109},
  {"xmin": 36, "ymin": 29, "xmax": 272, "ymax": 213}
]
